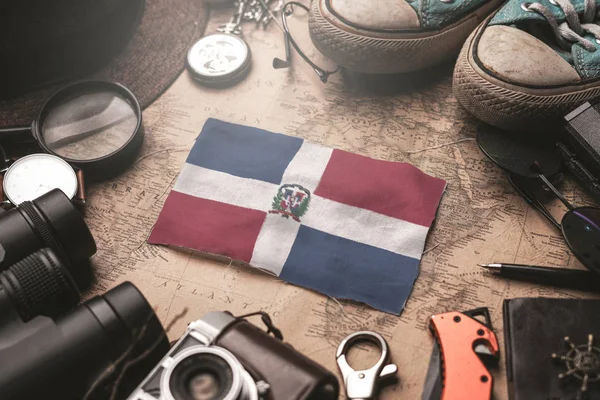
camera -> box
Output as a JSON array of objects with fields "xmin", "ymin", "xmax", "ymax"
[
  {"xmin": 562, "ymin": 101, "xmax": 600, "ymax": 199},
  {"xmin": 128, "ymin": 311, "xmax": 339, "ymax": 400}
]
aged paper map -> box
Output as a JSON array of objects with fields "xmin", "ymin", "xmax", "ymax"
[{"xmin": 84, "ymin": 7, "xmax": 599, "ymax": 399}]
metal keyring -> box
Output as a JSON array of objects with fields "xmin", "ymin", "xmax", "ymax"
[{"xmin": 336, "ymin": 331, "xmax": 398, "ymax": 400}]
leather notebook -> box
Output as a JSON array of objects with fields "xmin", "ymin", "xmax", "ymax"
[{"xmin": 504, "ymin": 298, "xmax": 600, "ymax": 400}]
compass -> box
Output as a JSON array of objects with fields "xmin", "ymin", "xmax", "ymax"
[{"xmin": 552, "ymin": 334, "xmax": 600, "ymax": 393}]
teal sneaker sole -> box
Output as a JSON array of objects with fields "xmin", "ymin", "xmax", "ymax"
[
  {"xmin": 309, "ymin": 0, "xmax": 504, "ymax": 74},
  {"xmin": 454, "ymin": 20, "xmax": 600, "ymax": 132}
]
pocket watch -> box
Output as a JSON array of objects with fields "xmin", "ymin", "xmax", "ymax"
[
  {"xmin": 187, "ymin": 32, "xmax": 251, "ymax": 86},
  {"xmin": 0, "ymin": 153, "xmax": 85, "ymax": 208},
  {"xmin": 186, "ymin": 1, "xmax": 251, "ymax": 87}
]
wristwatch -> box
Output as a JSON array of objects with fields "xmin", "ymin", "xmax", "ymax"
[{"xmin": 0, "ymin": 153, "xmax": 86, "ymax": 208}]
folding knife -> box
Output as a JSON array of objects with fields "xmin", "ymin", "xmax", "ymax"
[{"xmin": 422, "ymin": 308, "xmax": 500, "ymax": 400}]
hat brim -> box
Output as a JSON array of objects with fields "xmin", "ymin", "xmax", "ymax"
[{"xmin": 0, "ymin": 0, "xmax": 208, "ymax": 128}]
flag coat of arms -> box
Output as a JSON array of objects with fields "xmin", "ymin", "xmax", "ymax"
[{"xmin": 149, "ymin": 119, "xmax": 446, "ymax": 314}]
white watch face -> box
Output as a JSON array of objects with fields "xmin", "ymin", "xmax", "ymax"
[
  {"xmin": 187, "ymin": 33, "xmax": 249, "ymax": 78},
  {"xmin": 3, "ymin": 154, "xmax": 78, "ymax": 205}
]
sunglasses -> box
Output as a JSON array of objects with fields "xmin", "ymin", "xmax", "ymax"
[{"xmin": 477, "ymin": 126, "xmax": 600, "ymax": 273}]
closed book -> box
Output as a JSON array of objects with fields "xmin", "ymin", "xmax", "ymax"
[{"xmin": 504, "ymin": 298, "xmax": 600, "ymax": 400}]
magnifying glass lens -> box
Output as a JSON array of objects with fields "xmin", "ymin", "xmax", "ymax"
[
  {"xmin": 40, "ymin": 90, "xmax": 138, "ymax": 161},
  {"xmin": 562, "ymin": 207, "xmax": 600, "ymax": 272}
]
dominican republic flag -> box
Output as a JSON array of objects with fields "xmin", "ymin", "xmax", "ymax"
[{"xmin": 149, "ymin": 119, "xmax": 446, "ymax": 314}]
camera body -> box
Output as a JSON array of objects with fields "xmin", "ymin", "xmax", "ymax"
[
  {"xmin": 562, "ymin": 101, "xmax": 600, "ymax": 199},
  {"xmin": 129, "ymin": 311, "xmax": 339, "ymax": 400}
]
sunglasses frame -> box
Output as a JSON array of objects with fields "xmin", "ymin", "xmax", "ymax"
[{"xmin": 508, "ymin": 173, "xmax": 600, "ymax": 272}]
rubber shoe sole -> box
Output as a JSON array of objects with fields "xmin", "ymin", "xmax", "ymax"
[
  {"xmin": 308, "ymin": 0, "xmax": 504, "ymax": 74},
  {"xmin": 453, "ymin": 20, "xmax": 600, "ymax": 132}
]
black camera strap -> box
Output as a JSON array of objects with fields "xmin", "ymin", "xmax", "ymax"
[{"xmin": 236, "ymin": 311, "xmax": 284, "ymax": 341}]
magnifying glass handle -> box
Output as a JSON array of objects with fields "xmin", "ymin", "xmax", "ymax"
[{"xmin": 0, "ymin": 125, "xmax": 34, "ymax": 144}]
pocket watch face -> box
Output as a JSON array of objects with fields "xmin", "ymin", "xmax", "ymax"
[
  {"xmin": 3, "ymin": 154, "xmax": 78, "ymax": 205},
  {"xmin": 187, "ymin": 33, "xmax": 251, "ymax": 85}
]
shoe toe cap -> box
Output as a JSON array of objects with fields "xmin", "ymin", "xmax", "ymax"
[
  {"xmin": 477, "ymin": 25, "xmax": 581, "ymax": 86},
  {"xmin": 328, "ymin": 0, "xmax": 420, "ymax": 30}
]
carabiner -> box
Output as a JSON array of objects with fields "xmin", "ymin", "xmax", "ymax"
[{"xmin": 336, "ymin": 331, "xmax": 398, "ymax": 400}]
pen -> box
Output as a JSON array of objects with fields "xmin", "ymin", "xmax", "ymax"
[{"xmin": 479, "ymin": 263, "xmax": 600, "ymax": 293}]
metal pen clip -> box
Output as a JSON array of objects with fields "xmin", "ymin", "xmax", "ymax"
[{"xmin": 336, "ymin": 331, "xmax": 398, "ymax": 400}]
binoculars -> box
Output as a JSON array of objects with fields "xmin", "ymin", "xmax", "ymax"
[{"xmin": 0, "ymin": 189, "xmax": 169, "ymax": 399}]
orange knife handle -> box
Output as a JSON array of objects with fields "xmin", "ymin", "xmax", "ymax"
[{"xmin": 429, "ymin": 311, "xmax": 499, "ymax": 400}]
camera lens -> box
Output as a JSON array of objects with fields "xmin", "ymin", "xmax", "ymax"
[
  {"xmin": 0, "ymin": 189, "xmax": 96, "ymax": 288},
  {"xmin": 167, "ymin": 346, "xmax": 261, "ymax": 400},
  {"xmin": 0, "ymin": 248, "xmax": 80, "ymax": 321},
  {"xmin": 188, "ymin": 371, "xmax": 220, "ymax": 400},
  {"xmin": 171, "ymin": 353, "xmax": 234, "ymax": 400}
]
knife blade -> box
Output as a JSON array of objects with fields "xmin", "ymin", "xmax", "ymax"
[{"xmin": 422, "ymin": 340, "xmax": 443, "ymax": 400}]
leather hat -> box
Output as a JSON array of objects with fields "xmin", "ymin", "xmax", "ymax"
[{"xmin": 0, "ymin": 0, "xmax": 208, "ymax": 127}]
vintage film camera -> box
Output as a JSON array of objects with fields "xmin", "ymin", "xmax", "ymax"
[{"xmin": 128, "ymin": 311, "xmax": 339, "ymax": 400}]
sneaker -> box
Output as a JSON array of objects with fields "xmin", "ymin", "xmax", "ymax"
[
  {"xmin": 454, "ymin": 0, "xmax": 600, "ymax": 132},
  {"xmin": 308, "ymin": 0, "xmax": 505, "ymax": 74}
]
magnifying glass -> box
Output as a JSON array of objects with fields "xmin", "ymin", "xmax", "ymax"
[{"xmin": 0, "ymin": 81, "xmax": 144, "ymax": 181}]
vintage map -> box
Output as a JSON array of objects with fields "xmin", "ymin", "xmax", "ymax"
[{"xmin": 84, "ymin": 6, "xmax": 600, "ymax": 399}]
